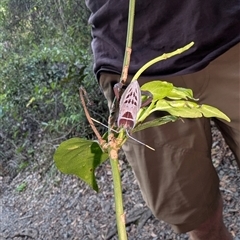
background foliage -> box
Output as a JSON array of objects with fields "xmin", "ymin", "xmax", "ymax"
[{"xmin": 0, "ymin": 0, "xmax": 108, "ymax": 177}]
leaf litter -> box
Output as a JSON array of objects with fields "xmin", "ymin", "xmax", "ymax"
[{"xmin": 1, "ymin": 122, "xmax": 239, "ymax": 240}]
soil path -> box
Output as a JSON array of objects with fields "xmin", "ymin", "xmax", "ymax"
[{"xmin": 1, "ymin": 126, "xmax": 240, "ymax": 240}]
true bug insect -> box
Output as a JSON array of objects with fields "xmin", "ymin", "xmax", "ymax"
[
  {"xmin": 117, "ymin": 80, "xmax": 141, "ymax": 129},
  {"xmin": 115, "ymin": 80, "xmax": 153, "ymax": 129},
  {"xmin": 113, "ymin": 81, "xmax": 154, "ymax": 150}
]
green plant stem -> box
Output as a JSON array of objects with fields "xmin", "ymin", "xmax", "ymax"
[
  {"xmin": 120, "ymin": 0, "xmax": 136, "ymax": 83},
  {"xmin": 109, "ymin": 153, "xmax": 127, "ymax": 240},
  {"xmin": 108, "ymin": 0, "xmax": 136, "ymax": 238},
  {"xmin": 107, "ymin": 129, "xmax": 127, "ymax": 239},
  {"xmin": 137, "ymin": 100, "xmax": 156, "ymax": 122},
  {"xmin": 132, "ymin": 42, "xmax": 194, "ymax": 81}
]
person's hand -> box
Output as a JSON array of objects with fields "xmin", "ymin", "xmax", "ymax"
[
  {"xmin": 99, "ymin": 72, "xmax": 120, "ymax": 109},
  {"xmin": 99, "ymin": 72, "xmax": 134, "ymax": 126}
]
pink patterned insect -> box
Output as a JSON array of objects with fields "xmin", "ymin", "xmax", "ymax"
[
  {"xmin": 117, "ymin": 81, "xmax": 141, "ymax": 129},
  {"xmin": 114, "ymin": 81, "xmax": 154, "ymax": 150},
  {"xmin": 91, "ymin": 81, "xmax": 154, "ymax": 150}
]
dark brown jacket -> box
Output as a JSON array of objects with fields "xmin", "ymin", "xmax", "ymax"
[{"xmin": 86, "ymin": 0, "xmax": 240, "ymax": 79}]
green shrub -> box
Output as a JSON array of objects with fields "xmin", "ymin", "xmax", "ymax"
[{"xmin": 0, "ymin": 0, "xmax": 108, "ymax": 178}]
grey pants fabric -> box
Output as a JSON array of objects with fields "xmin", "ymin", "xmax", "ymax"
[{"xmin": 99, "ymin": 43, "xmax": 240, "ymax": 233}]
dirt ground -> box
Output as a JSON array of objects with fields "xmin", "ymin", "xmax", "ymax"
[{"xmin": 1, "ymin": 125, "xmax": 240, "ymax": 240}]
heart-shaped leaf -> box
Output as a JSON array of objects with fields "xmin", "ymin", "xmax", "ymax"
[
  {"xmin": 141, "ymin": 81, "xmax": 173, "ymax": 100},
  {"xmin": 54, "ymin": 138, "xmax": 108, "ymax": 192}
]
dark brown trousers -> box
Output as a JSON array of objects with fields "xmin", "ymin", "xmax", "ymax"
[{"xmin": 99, "ymin": 43, "xmax": 240, "ymax": 233}]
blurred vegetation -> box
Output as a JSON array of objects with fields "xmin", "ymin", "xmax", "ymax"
[{"xmin": 0, "ymin": 0, "xmax": 108, "ymax": 178}]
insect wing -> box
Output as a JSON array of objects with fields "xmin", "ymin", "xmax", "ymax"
[{"xmin": 118, "ymin": 81, "xmax": 142, "ymax": 129}]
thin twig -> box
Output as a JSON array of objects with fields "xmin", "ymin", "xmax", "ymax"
[{"xmin": 79, "ymin": 86, "xmax": 104, "ymax": 145}]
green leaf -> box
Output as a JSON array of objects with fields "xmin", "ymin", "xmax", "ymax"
[
  {"xmin": 141, "ymin": 81, "xmax": 173, "ymax": 100},
  {"xmin": 167, "ymin": 87, "xmax": 198, "ymax": 101},
  {"xmin": 168, "ymin": 100, "xmax": 200, "ymax": 109},
  {"xmin": 150, "ymin": 99, "xmax": 203, "ymax": 118},
  {"xmin": 199, "ymin": 104, "xmax": 231, "ymax": 122},
  {"xmin": 54, "ymin": 138, "xmax": 108, "ymax": 192},
  {"xmin": 166, "ymin": 107, "xmax": 203, "ymax": 118},
  {"xmin": 134, "ymin": 115, "xmax": 178, "ymax": 132},
  {"xmin": 16, "ymin": 182, "xmax": 27, "ymax": 192},
  {"xmin": 146, "ymin": 99, "xmax": 231, "ymax": 121}
]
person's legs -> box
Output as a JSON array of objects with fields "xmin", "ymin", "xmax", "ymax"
[
  {"xmin": 201, "ymin": 43, "xmax": 240, "ymax": 168},
  {"xmin": 99, "ymin": 43, "xmax": 239, "ymax": 237},
  {"xmin": 100, "ymin": 73, "xmax": 229, "ymax": 235},
  {"xmin": 188, "ymin": 196, "xmax": 233, "ymax": 240},
  {"xmin": 182, "ymin": 43, "xmax": 240, "ymax": 239},
  {"xmin": 122, "ymin": 112, "xmax": 222, "ymax": 233},
  {"xmin": 112, "ymin": 70, "xmax": 222, "ymax": 233}
]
